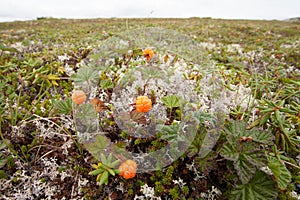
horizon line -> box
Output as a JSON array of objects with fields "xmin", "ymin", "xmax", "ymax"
[{"xmin": 1, "ymin": 15, "xmax": 298, "ymax": 23}]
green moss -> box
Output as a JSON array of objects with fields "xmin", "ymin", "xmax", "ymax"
[
  {"xmin": 0, "ymin": 170, "xmax": 7, "ymax": 179},
  {"xmin": 162, "ymin": 166, "xmax": 174, "ymax": 185},
  {"xmin": 134, "ymin": 139, "xmax": 141, "ymax": 145},
  {"xmin": 155, "ymin": 181, "xmax": 164, "ymax": 195},
  {"xmin": 40, "ymin": 177, "xmax": 47, "ymax": 183},
  {"xmin": 6, "ymin": 155, "xmax": 15, "ymax": 169},
  {"xmin": 182, "ymin": 186, "xmax": 189, "ymax": 196},
  {"xmin": 169, "ymin": 185, "xmax": 181, "ymax": 200},
  {"xmin": 137, "ymin": 179, "xmax": 145, "ymax": 186},
  {"xmin": 128, "ymin": 188, "xmax": 134, "ymax": 196}
]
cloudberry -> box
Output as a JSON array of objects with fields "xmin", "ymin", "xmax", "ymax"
[
  {"xmin": 71, "ymin": 90, "xmax": 87, "ymax": 105},
  {"xmin": 118, "ymin": 159, "xmax": 137, "ymax": 179},
  {"xmin": 135, "ymin": 96, "xmax": 152, "ymax": 113},
  {"xmin": 143, "ymin": 48, "xmax": 154, "ymax": 60}
]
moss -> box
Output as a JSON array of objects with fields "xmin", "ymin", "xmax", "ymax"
[
  {"xmin": 0, "ymin": 170, "xmax": 7, "ymax": 179},
  {"xmin": 155, "ymin": 181, "xmax": 164, "ymax": 196},
  {"xmin": 137, "ymin": 179, "xmax": 145, "ymax": 186},
  {"xmin": 162, "ymin": 166, "xmax": 174, "ymax": 185},
  {"xmin": 182, "ymin": 186, "xmax": 189, "ymax": 196},
  {"xmin": 120, "ymin": 131, "xmax": 128, "ymax": 139},
  {"xmin": 6, "ymin": 155, "xmax": 15, "ymax": 169},
  {"xmin": 128, "ymin": 188, "xmax": 134, "ymax": 196},
  {"xmin": 169, "ymin": 185, "xmax": 181, "ymax": 200}
]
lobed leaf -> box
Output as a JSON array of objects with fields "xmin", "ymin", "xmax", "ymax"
[
  {"xmin": 220, "ymin": 138, "xmax": 239, "ymax": 161},
  {"xmin": 71, "ymin": 66, "xmax": 99, "ymax": 85},
  {"xmin": 225, "ymin": 120, "xmax": 274, "ymax": 144},
  {"xmin": 54, "ymin": 98, "xmax": 72, "ymax": 115},
  {"xmin": 234, "ymin": 150, "xmax": 266, "ymax": 184},
  {"xmin": 221, "ymin": 136, "xmax": 267, "ymax": 184},
  {"xmin": 162, "ymin": 95, "xmax": 181, "ymax": 108},
  {"xmin": 267, "ymin": 155, "xmax": 292, "ymax": 190},
  {"xmin": 84, "ymin": 135, "xmax": 109, "ymax": 160},
  {"xmin": 157, "ymin": 123, "xmax": 181, "ymax": 142},
  {"xmin": 231, "ymin": 171, "xmax": 277, "ymax": 200}
]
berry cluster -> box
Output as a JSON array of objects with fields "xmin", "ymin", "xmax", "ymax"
[
  {"xmin": 118, "ymin": 159, "xmax": 137, "ymax": 179},
  {"xmin": 135, "ymin": 96, "xmax": 152, "ymax": 113},
  {"xmin": 71, "ymin": 90, "xmax": 87, "ymax": 105}
]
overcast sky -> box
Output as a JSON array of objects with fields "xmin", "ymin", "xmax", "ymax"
[{"xmin": 0, "ymin": 0, "xmax": 299, "ymax": 22}]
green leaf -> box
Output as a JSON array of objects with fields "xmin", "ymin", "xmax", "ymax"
[
  {"xmin": 108, "ymin": 168, "xmax": 116, "ymax": 176},
  {"xmin": 107, "ymin": 153, "xmax": 113, "ymax": 164},
  {"xmin": 224, "ymin": 121, "xmax": 248, "ymax": 138},
  {"xmin": 162, "ymin": 95, "xmax": 181, "ymax": 108},
  {"xmin": 225, "ymin": 121, "xmax": 274, "ymax": 144},
  {"xmin": 100, "ymin": 79, "xmax": 114, "ymax": 90},
  {"xmin": 54, "ymin": 98, "xmax": 72, "ymax": 115},
  {"xmin": 267, "ymin": 155, "xmax": 292, "ymax": 189},
  {"xmin": 83, "ymin": 135, "xmax": 109, "ymax": 160},
  {"xmin": 157, "ymin": 123, "xmax": 180, "ymax": 141},
  {"xmin": 74, "ymin": 104, "xmax": 98, "ymax": 133},
  {"xmin": 277, "ymin": 164, "xmax": 292, "ymax": 189},
  {"xmin": 193, "ymin": 111, "xmax": 216, "ymax": 126},
  {"xmin": 247, "ymin": 128, "xmax": 274, "ymax": 145},
  {"xmin": 99, "ymin": 171, "xmax": 109, "ymax": 185},
  {"xmin": 100, "ymin": 153, "xmax": 108, "ymax": 165},
  {"xmin": 75, "ymin": 103, "xmax": 97, "ymax": 121},
  {"xmin": 280, "ymin": 78, "xmax": 300, "ymax": 86},
  {"xmin": 188, "ymin": 127, "xmax": 207, "ymax": 156},
  {"xmin": 71, "ymin": 66, "xmax": 99, "ymax": 85},
  {"xmin": 234, "ymin": 152, "xmax": 265, "ymax": 184},
  {"xmin": 88, "ymin": 168, "xmax": 104, "ymax": 176},
  {"xmin": 110, "ymin": 160, "xmax": 120, "ymax": 168},
  {"xmin": 259, "ymin": 113, "xmax": 271, "ymax": 126},
  {"xmin": 220, "ymin": 137, "xmax": 239, "ymax": 161},
  {"xmin": 221, "ymin": 136, "xmax": 267, "ymax": 184},
  {"xmin": 231, "ymin": 171, "xmax": 277, "ymax": 200},
  {"xmin": 268, "ymin": 162, "xmax": 281, "ymax": 177}
]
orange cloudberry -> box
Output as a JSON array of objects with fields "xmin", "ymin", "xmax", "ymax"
[
  {"xmin": 71, "ymin": 90, "xmax": 87, "ymax": 105},
  {"xmin": 118, "ymin": 159, "xmax": 137, "ymax": 179},
  {"xmin": 135, "ymin": 96, "xmax": 152, "ymax": 113},
  {"xmin": 143, "ymin": 48, "xmax": 154, "ymax": 60}
]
